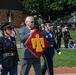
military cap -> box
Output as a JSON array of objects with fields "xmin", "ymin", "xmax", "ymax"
[
  {"xmin": 64, "ymin": 26, "xmax": 68, "ymax": 29},
  {"xmin": 41, "ymin": 24, "xmax": 45, "ymax": 26},
  {"xmin": 44, "ymin": 20, "xmax": 51, "ymax": 23},
  {"xmin": 45, "ymin": 23, "xmax": 53, "ymax": 26},
  {"xmin": 1, "ymin": 22, "xmax": 12, "ymax": 30}
]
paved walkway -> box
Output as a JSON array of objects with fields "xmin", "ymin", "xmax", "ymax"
[
  {"xmin": 17, "ymin": 66, "xmax": 76, "ymax": 75},
  {"xmin": 55, "ymin": 73, "xmax": 76, "ymax": 75}
]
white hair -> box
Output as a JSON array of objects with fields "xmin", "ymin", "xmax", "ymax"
[{"xmin": 25, "ymin": 16, "xmax": 34, "ymax": 23}]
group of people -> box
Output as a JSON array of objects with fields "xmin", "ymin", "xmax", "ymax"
[
  {"xmin": 41, "ymin": 22, "xmax": 76, "ymax": 49},
  {"xmin": 68, "ymin": 38, "xmax": 76, "ymax": 48},
  {"xmin": 19, "ymin": 16, "xmax": 61, "ymax": 75},
  {"xmin": 0, "ymin": 16, "xmax": 61, "ymax": 75},
  {"xmin": 61, "ymin": 26, "xmax": 76, "ymax": 48},
  {"xmin": 0, "ymin": 15, "xmax": 76, "ymax": 75}
]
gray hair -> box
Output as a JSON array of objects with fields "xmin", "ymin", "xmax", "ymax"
[{"xmin": 25, "ymin": 16, "xmax": 34, "ymax": 23}]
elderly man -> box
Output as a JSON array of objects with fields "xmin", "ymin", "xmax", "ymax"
[{"xmin": 19, "ymin": 16, "xmax": 42, "ymax": 75}]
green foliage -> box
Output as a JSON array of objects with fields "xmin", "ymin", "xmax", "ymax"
[
  {"xmin": 16, "ymin": 33, "xmax": 20, "ymax": 43},
  {"xmin": 19, "ymin": 0, "xmax": 76, "ymax": 19},
  {"xmin": 18, "ymin": 49, "xmax": 22, "ymax": 65}
]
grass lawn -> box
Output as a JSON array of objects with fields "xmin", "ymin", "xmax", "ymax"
[
  {"xmin": 18, "ymin": 48, "xmax": 76, "ymax": 68},
  {"xmin": 70, "ymin": 30, "xmax": 76, "ymax": 41},
  {"xmin": 16, "ymin": 33, "xmax": 20, "ymax": 43},
  {"xmin": 53, "ymin": 48, "xmax": 76, "ymax": 67}
]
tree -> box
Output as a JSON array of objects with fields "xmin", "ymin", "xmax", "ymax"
[{"xmin": 19, "ymin": 0, "xmax": 76, "ymax": 20}]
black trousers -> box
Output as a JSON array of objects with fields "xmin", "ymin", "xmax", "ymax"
[
  {"xmin": 64, "ymin": 39, "xmax": 69, "ymax": 48},
  {"xmin": 57, "ymin": 39, "xmax": 61, "ymax": 48}
]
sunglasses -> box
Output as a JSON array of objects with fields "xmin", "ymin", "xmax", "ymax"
[
  {"xmin": 27, "ymin": 21, "xmax": 34, "ymax": 23},
  {"xmin": 31, "ymin": 21, "xmax": 34, "ymax": 23}
]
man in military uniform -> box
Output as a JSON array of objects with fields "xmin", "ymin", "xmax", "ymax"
[
  {"xmin": 56, "ymin": 26, "xmax": 62, "ymax": 48},
  {"xmin": 63, "ymin": 27, "xmax": 70, "ymax": 48},
  {"xmin": 0, "ymin": 22, "xmax": 19, "ymax": 75},
  {"xmin": 41, "ymin": 23, "xmax": 61, "ymax": 75}
]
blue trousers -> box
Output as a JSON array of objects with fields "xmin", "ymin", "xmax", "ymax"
[
  {"xmin": 1, "ymin": 66, "xmax": 17, "ymax": 75},
  {"xmin": 41, "ymin": 55, "xmax": 54, "ymax": 75}
]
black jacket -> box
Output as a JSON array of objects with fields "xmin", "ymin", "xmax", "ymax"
[
  {"xmin": 0, "ymin": 36, "xmax": 19, "ymax": 67},
  {"xmin": 63, "ymin": 31, "xmax": 70, "ymax": 40},
  {"xmin": 56, "ymin": 29, "xmax": 62, "ymax": 40}
]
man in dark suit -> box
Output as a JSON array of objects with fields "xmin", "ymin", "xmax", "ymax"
[
  {"xmin": 41, "ymin": 23, "xmax": 61, "ymax": 75},
  {"xmin": 19, "ymin": 16, "xmax": 42, "ymax": 75}
]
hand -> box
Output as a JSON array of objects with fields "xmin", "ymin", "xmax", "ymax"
[
  {"xmin": 30, "ymin": 30, "xmax": 34, "ymax": 34},
  {"xmin": 57, "ymin": 49, "xmax": 61, "ymax": 55},
  {"xmin": 18, "ymin": 61, "xmax": 20, "ymax": 65},
  {"xmin": 58, "ymin": 51, "xmax": 61, "ymax": 55}
]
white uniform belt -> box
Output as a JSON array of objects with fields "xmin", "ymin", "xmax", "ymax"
[
  {"xmin": 3, "ymin": 53, "xmax": 15, "ymax": 56},
  {"xmin": 48, "ymin": 44, "xmax": 53, "ymax": 47}
]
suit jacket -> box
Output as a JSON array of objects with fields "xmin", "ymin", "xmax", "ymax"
[
  {"xmin": 19, "ymin": 26, "xmax": 36, "ymax": 58},
  {"xmin": 41, "ymin": 30, "xmax": 59, "ymax": 56}
]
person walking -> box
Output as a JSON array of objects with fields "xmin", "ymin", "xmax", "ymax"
[
  {"xmin": 41, "ymin": 23, "xmax": 61, "ymax": 75},
  {"xmin": 0, "ymin": 22, "xmax": 19, "ymax": 75},
  {"xmin": 19, "ymin": 16, "xmax": 42, "ymax": 75}
]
